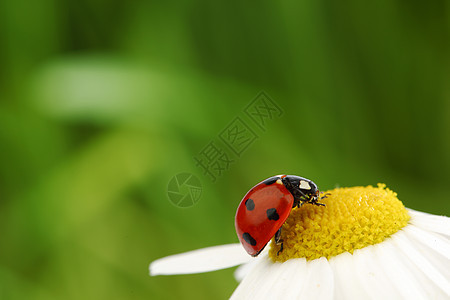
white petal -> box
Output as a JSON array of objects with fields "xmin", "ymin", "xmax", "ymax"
[
  {"xmin": 274, "ymin": 258, "xmax": 308, "ymax": 299},
  {"xmin": 279, "ymin": 258, "xmax": 309, "ymax": 299},
  {"xmin": 401, "ymin": 226, "xmax": 450, "ymax": 284},
  {"xmin": 407, "ymin": 209, "xmax": 450, "ymax": 236},
  {"xmin": 234, "ymin": 242, "xmax": 271, "ymax": 282},
  {"xmin": 329, "ymin": 252, "xmax": 368, "ymax": 300},
  {"xmin": 353, "ymin": 246, "xmax": 403, "ymax": 299},
  {"xmin": 231, "ymin": 253, "xmax": 273, "ymax": 299},
  {"xmin": 231, "ymin": 255, "xmax": 310, "ymax": 300},
  {"xmin": 297, "ymin": 257, "xmax": 334, "ymax": 300},
  {"xmin": 402, "ymin": 225, "xmax": 450, "ymax": 261},
  {"xmin": 391, "ymin": 231, "xmax": 450, "ymax": 298},
  {"xmin": 248, "ymin": 260, "xmax": 288, "ymax": 299},
  {"xmin": 149, "ymin": 243, "xmax": 252, "ymax": 276},
  {"xmin": 372, "ymin": 239, "xmax": 429, "ymax": 300},
  {"xmin": 234, "ymin": 258, "xmax": 258, "ymax": 282},
  {"xmin": 251, "ymin": 258, "xmax": 310, "ymax": 300}
]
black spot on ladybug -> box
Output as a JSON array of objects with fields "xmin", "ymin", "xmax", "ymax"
[
  {"xmin": 263, "ymin": 176, "xmax": 278, "ymax": 185},
  {"xmin": 266, "ymin": 208, "xmax": 280, "ymax": 221},
  {"xmin": 245, "ymin": 198, "xmax": 255, "ymax": 211},
  {"xmin": 242, "ymin": 232, "xmax": 257, "ymax": 246}
]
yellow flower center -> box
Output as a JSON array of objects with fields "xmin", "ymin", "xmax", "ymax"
[{"xmin": 269, "ymin": 184, "xmax": 410, "ymax": 262}]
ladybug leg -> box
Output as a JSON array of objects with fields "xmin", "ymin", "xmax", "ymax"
[
  {"xmin": 310, "ymin": 196, "xmax": 326, "ymax": 206},
  {"xmin": 293, "ymin": 198, "xmax": 303, "ymax": 208},
  {"xmin": 320, "ymin": 192, "xmax": 331, "ymax": 200},
  {"xmin": 278, "ymin": 242, "xmax": 284, "ymax": 256},
  {"xmin": 275, "ymin": 227, "xmax": 282, "ymax": 243},
  {"xmin": 293, "ymin": 193, "xmax": 310, "ymax": 208},
  {"xmin": 275, "ymin": 227, "xmax": 284, "ymax": 255},
  {"xmin": 311, "ymin": 199, "xmax": 326, "ymax": 206},
  {"xmin": 309, "ymin": 191, "xmax": 329, "ymax": 206}
]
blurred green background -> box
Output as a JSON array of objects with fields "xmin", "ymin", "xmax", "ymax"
[{"xmin": 0, "ymin": 0, "xmax": 449, "ymax": 299}]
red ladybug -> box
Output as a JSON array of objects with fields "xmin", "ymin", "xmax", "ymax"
[{"xmin": 235, "ymin": 175, "xmax": 328, "ymax": 256}]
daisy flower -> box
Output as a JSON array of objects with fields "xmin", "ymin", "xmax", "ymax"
[{"xmin": 150, "ymin": 184, "xmax": 450, "ymax": 299}]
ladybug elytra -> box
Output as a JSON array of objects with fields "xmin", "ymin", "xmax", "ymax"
[{"xmin": 235, "ymin": 175, "xmax": 328, "ymax": 256}]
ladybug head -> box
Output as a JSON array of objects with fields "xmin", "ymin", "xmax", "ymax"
[
  {"xmin": 310, "ymin": 189, "xmax": 321, "ymax": 203},
  {"xmin": 282, "ymin": 175, "xmax": 319, "ymax": 204}
]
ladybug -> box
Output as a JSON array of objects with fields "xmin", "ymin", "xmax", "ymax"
[{"xmin": 235, "ymin": 175, "xmax": 328, "ymax": 256}]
